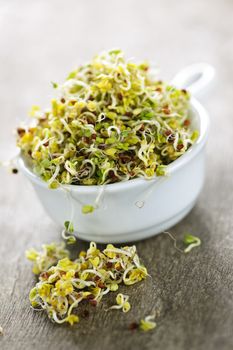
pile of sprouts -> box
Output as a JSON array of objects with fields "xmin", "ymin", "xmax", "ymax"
[
  {"xmin": 27, "ymin": 242, "xmax": 148, "ymax": 325},
  {"xmin": 17, "ymin": 49, "xmax": 198, "ymax": 187},
  {"xmin": 26, "ymin": 233, "xmax": 201, "ymax": 327}
]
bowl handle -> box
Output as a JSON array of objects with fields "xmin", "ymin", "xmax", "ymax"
[{"xmin": 171, "ymin": 63, "xmax": 215, "ymax": 97}]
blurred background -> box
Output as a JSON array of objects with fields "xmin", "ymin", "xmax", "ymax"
[
  {"xmin": 1, "ymin": 1, "xmax": 233, "ymax": 349},
  {"xmin": 1, "ymin": 0, "xmax": 232, "ymax": 162}
]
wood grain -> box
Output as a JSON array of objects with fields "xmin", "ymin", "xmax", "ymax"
[{"xmin": 0, "ymin": 0, "xmax": 233, "ymax": 349}]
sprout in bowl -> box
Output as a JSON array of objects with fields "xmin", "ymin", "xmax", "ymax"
[{"xmin": 17, "ymin": 50, "xmax": 211, "ymax": 243}]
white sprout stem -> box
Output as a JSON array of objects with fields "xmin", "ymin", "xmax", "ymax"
[
  {"xmin": 108, "ymin": 305, "xmax": 122, "ymax": 310},
  {"xmin": 107, "ymin": 271, "xmax": 116, "ymax": 279},
  {"xmin": 102, "ymin": 287, "xmax": 110, "ymax": 295},
  {"xmin": 48, "ymin": 164, "xmax": 60, "ymax": 185},
  {"xmin": 132, "ymin": 254, "xmax": 141, "ymax": 268},
  {"xmin": 67, "ymin": 296, "xmax": 83, "ymax": 316},
  {"xmin": 161, "ymin": 146, "xmax": 170, "ymax": 156},
  {"xmin": 61, "ymin": 229, "xmax": 71, "ymax": 240},
  {"xmin": 132, "ymin": 119, "xmax": 161, "ymax": 131},
  {"xmin": 72, "ymin": 279, "xmax": 96, "ymax": 287},
  {"xmin": 97, "ymin": 112, "xmax": 106, "ymax": 122},
  {"xmin": 52, "ymin": 311, "xmax": 68, "ymax": 324},
  {"xmin": 103, "ymin": 248, "xmax": 133, "ymax": 258},
  {"xmin": 54, "ymin": 129, "xmax": 64, "ymax": 144},
  {"xmin": 145, "ymin": 314, "xmax": 156, "ymax": 322},
  {"xmin": 69, "ymin": 191, "xmax": 85, "ymax": 206},
  {"xmin": 34, "ymin": 136, "xmax": 55, "ymax": 151},
  {"xmin": 107, "ymin": 125, "xmax": 121, "ymax": 137},
  {"xmin": 173, "ymin": 132, "xmax": 179, "ymax": 150},
  {"xmin": 82, "ymin": 159, "xmax": 96, "ymax": 177},
  {"xmin": 109, "ymin": 293, "xmax": 129, "ymax": 311},
  {"xmin": 123, "ymin": 266, "xmax": 134, "ymax": 282},
  {"xmin": 134, "ymin": 176, "xmax": 166, "ymax": 209},
  {"xmin": 48, "ymin": 271, "xmax": 60, "ymax": 283},
  {"xmin": 61, "ymin": 118, "xmax": 73, "ymax": 135},
  {"xmin": 184, "ymin": 238, "xmax": 201, "ymax": 253},
  {"xmin": 64, "ymin": 161, "xmax": 77, "ymax": 176},
  {"xmin": 163, "ymin": 231, "xmax": 184, "ymax": 253},
  {"xmin": 81, "ymin": 269, "xmax": 103, "ymax": 279},
  {"xmin": 120, "ymin": 77, "xmax": 131, "ymax": 91},
  {"xmin": 94, "ymin": 185, "xmax": 105, "ymax": 209}
]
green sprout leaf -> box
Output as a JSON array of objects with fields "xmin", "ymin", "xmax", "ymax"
[
  {"xmin": 66, "ymin": 69, "xmax": 78, "ymax": 80},
  {"xmin": 156, "ymin": 165, "xmax": 167, "ymax": 176},
  {"xmin": 67, "ymin": 236, "xmax": 77, "ymax": 245},
  {"xmin": 82, "ymin": 205, "xmax": 95, "ymax": 214},
  {"xmin": 64, "ymin": 221, "xmax": 74, "ymax": 233},
  {"xmin": 183, "ymin": 234, "xmax": 201, "ymax": 253},
  {"xmin": 62, "ymin": 221, "xmax": 76, "ymax": 245},
  {"xmin": 191, "ymin": 130, "xmax": 199, "ymax": 142},
  {"xmin": 51, "ymin": 81, "xmax": 58, "ymax": 89},
  {"xmin": 109, "ymin": 49, "xmax": 122, "ymax": 55},
  {"xmin": 140, "ymin": 315, "xmax": 156, "ymax": 332}
]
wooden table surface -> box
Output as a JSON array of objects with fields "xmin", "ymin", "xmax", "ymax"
[{"xmin": 1, "ymin": 1, "xmax": 233, "ymax": 349}]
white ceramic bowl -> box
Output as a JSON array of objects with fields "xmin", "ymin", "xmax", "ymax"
[{"xmin": 18, "ymin": 63, "xmax": 214, "ymax": 243}]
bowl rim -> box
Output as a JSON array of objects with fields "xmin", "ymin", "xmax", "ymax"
[{"xmin": 18, "ymin": 97, "xmax": 209, "ymax": 194}]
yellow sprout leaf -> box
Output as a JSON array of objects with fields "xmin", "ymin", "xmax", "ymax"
[
  {"xmin": 66, "ymin": 314, "xmax": 79, "ymax": 326},
  {"xmin": 140, "ymin": 315, "xmax": 156, "ymax": 332}
]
